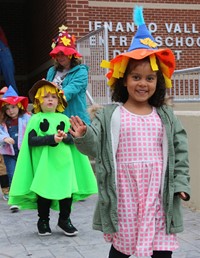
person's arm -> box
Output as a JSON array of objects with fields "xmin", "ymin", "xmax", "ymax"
[
  {"xmin": 0, "ymin": 125, "xmax": 10, "ymax": 144},
  {"xmin": 28, "ymin": 129, "xmax": 73, "ymax": 146},
  {"xmin": 46, "ymin": 67, "xmax": 56, "ymax": 82},
  {"xmin": 173, "ymin": 114, "xmax": 190, "ymax": 201},
  {"xmin": 28, "ymin": 129, "xmax": 55, "ymax": 146},
  {"xmin": 62, "ymin": 132, "xmax": 74, "ymax": 144},
  {"xmin": 63, "ymin": 66, "xmax": 88, "ymax": 101}
]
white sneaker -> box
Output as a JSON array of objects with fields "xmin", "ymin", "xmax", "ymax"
[
  {"xmin": 9, "ymin": 205, "xmax": 19, "ymax": 213},
  {"xmin": 2, "ymin": 194, "xmax": 9, "ymax": 201}
]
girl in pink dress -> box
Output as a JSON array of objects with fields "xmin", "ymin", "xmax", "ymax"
[{"xmin": 69, "ymin": 5, "xmax": 190, "ymax": 258}]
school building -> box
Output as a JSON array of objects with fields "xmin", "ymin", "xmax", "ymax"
[
  {"xmin": 0, "ymin": 0, "xmax": 200, "ymax": 210},
  {"xmin": 0, "ymin": 0, "xmax": 200, "ymax": 95}
]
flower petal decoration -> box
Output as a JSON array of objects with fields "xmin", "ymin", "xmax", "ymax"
[{"xmin": 49, "ymin": 25, "xmax": 82, "ymax": 58}]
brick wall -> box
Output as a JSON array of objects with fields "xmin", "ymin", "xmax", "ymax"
[
  {"xmin": 27, "ymin": 0, "xmax": 67, "ymax": 71},
  {"xmin": 63, "ymin": 0, "xmax": 200, "ymax": 70},
  {"xmin": 86, "ymin": 1, "xmax": 200, "ymax": 70},
  {"xmin": 66, "ymin": 0, "xmax": 89, "ymax": 37}
]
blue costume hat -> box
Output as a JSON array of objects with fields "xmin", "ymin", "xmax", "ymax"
[
  {"xmin": 101, "ymin": 5, "xmax": 175, "ymax": 89},
  {"xmin": 3, "ymin": 85, "xmax": 18, "ymax": 97},
  {"xmin": 128, "ymin": 6, "xmax": 157, "ymax": 52},
  {"xmin": 0, "ymin": 85, "xmax": 28, "ymax": 110}
]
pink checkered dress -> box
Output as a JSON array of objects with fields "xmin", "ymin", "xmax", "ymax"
[{"xmin": 104, "ymin": 106, "xmax": 179, "ymax": 257}]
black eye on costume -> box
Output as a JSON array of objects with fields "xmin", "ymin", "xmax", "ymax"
[
  {"xmin": 40, "ymin": 119, "xmax": 49, "ymax": 132},
  {"xmin": 57, "ymin": 121, "xmax": 65, "ymax": 131}
]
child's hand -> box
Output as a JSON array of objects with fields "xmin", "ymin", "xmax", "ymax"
[
  {"xmin": 4, "ymin": 137, "xmax": 15, "ymax": 145},
  {"xmin": 57, "ymin": 129, "xmax": 67, "ymax": 138},
  {"xmin": 54, "ymin": 130, "xmax": 66, "ymax": 143},
  {"xmin": 69, "ymin": 116, "xmax": 87, "ymax": 138},
  {"xmin": 179, "ymin": 192, "xmax": 188, "ymax": 200}
]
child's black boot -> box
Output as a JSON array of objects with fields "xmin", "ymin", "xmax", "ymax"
[
  {"xmin": 37, "ymin": 218, "xmax": 51, "ymax": 236},
  {"xmin": 57, "ymin": 217, "xmax": 78, "ymax": 236}
]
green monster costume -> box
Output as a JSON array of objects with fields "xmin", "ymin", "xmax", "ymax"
[{"xmin": 8, "ymin": 112, "xmax": 98, "ymax": 210}]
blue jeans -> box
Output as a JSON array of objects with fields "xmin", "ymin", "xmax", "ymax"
[
  {"xmin": 3, "ymin": 155, "xmax": 17, "ymax": 186},
  {"xmin": 0, "ymin": 41, "xmax": 18, "ymax": 93}
]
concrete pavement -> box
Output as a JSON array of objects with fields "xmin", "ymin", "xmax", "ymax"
[{"xmin": 0, "ymin": 192, "xmax": 200, "ymax": 258}]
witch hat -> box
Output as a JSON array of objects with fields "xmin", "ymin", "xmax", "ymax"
[
  {"xmin": 0, "ymin": 85, "xmax": 28, "ymax": 110},
  {"xmin": 101, "ymin": 5, "xmax": 175, "ymax": 89}
]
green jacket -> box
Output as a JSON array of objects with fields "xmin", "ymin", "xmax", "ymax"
[{"xmin": 74, "ymin": 103, "xmax": 191, "ymax": 234}]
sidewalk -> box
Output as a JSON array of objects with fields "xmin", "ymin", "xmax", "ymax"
[{"xmin": 0, "ymin": 193, "xmax": 200, "ymax": 258}]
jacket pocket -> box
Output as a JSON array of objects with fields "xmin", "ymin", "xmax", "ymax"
[{"xmin": 171, "ymin": 194, "xmax": 183, "ymax": 233}]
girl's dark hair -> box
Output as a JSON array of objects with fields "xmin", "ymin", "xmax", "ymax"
[
  {"xmin": 0, "ymin": 105, "xmax": 26, "ymax": 123},
  {"xmin": 111, "ymin": 57, "xmax": 166, "ymax": 107},
  {"xmin": 54, "ymin": 55, "xmax": 82, "ymax": 71}
]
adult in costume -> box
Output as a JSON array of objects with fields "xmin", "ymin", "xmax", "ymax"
[{"xmin": 46, "ymin": 24, "xmax": 90, "ymax": 124}]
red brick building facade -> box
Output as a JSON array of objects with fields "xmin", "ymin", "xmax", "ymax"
[{"xmin": 0, "ymin": 0, "xmax": 200, "ymax": 96}]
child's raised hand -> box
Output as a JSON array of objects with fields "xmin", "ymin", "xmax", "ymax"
[
  {"xmin": 4, "ymin": 137, "xmax": 15, "ymax": 145},
  {"xmin": 69, "ymin": 116, "xmax": 87, "ymax": 138}
]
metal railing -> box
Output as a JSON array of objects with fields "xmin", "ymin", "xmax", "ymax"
[
  {"xmin": 84, "ymin": 65, "xmax": 200, "ymax": 105},
  {"xmin": 77, "ymin": 26, "xmax": 109, "ymax": 105},
  {"xmin": 77, "ymin": 26, "xmax": 200, "ymax": 105},
  {"xmin": 170, "ymin": 66, "xmax": 200, "ymax": 102}
]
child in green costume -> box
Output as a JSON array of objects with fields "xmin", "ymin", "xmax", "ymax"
[{"xmin": 8, "ymin": 79, "xmax": 98, "ymax": 236}]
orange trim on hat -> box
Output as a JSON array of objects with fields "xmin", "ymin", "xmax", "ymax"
[
  {"xmin": 101, "ymin": 48, "xmax": 175, "ymax": 89},
  {"xmin": 101, "ymin": 5, "xmax": 176, "ymax": 89}
]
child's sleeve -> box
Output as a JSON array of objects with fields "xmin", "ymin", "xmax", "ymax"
[
  {"xmin": 28, "ymin": 129, "xmax": 56, "ymax": 146},
  {"xmin": 173, "ymin": 114, "xmax": 191, "ymax": 199},
  {"xmin": 0, "ymin": 125, "xmax": 9, "ymax": 143},
  {"xmin": 62, "ymin": 132, "xmax": 74, "ymax": 144}
]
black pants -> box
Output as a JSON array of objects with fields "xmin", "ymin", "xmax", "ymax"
[
  {"xmin": 108, "ymin": 245, "xmax": 172, "ymax": 258},
  {"xmin": 0, "ymin": 174, "xmax": 9, "ymax": 188},
  {"xmin": 37, "ymin": 195, "xmax": 72, "ymax": 220}
]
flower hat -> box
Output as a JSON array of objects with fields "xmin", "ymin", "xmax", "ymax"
[
  {"xmin": 0, "ymin": 85, "xmax": 28, "ymax": 110},
  {"xmin": 101, "ymin": 5, "xmax": 176, "ymax": 89},
  {"xmin": 50, "ymin": 25, "xmax": 82, "ymax": 58}
]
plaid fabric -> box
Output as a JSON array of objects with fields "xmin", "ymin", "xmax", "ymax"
[{"xmin": 104, "ymin": 107, "xmax": 179, "ymax": 256}]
